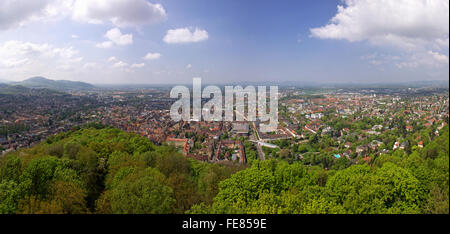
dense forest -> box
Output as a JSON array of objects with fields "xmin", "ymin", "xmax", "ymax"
[{"xmin": 0, "ymin": 124, "xmax": 448, "ymax": 214}]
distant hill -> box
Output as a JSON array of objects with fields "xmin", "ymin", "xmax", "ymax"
[
  {"xmin": 324, "ymin": 80, "xmax": 450, "ymax": 89},
  {"xmin": 0, "ymin": 78, "xmax": 11, "ymax": 84},
  {"xmin": 215, "ymin": 80, "xmax": 449, "ymax": 89},
  {"xmin": 13, "ymin": 76, "xmax": 95, "ymax": 91},
  {"xmin": 0, "ymin": 83, "xmax": 65, "ymax": 95}
]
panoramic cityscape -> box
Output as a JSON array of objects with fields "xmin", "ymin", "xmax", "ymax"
[{"xmin": 0, "ymin": 0, "xmax": 449, "ymax": 225}]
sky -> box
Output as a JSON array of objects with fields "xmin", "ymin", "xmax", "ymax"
[{"xmin": 0, "ymin": 0, "xmax": 449, "ymax": 84}]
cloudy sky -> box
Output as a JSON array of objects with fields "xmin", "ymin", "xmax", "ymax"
[{"xmin": 0, "ymin": 0, "xmax": 448, "ymax": 84}]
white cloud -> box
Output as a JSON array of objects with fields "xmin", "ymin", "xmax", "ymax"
[
  {"xmin": 113, "ymin": 61, "xmax": 128, "ymax": 68},
  {"xmin": 0, "ymin": 41, "xmax": 48, "ymax": 60},
  {"xmin": 310, "ymin": 0, "xmax": 449, "ymax": 50},
  {"xmin": 72, "ymin": 0, "xmax": 167, "ymax": 27},
  {"xmin": 71, "ymin": 34, "xmax": 79, "ymax": 39},
  {"xmin": 0, "ymin": 0, "xmax": 70, "ymax": 30},
  {"xmin": 107, "ymin": 56, "xmax": 144, "ymax": 72},
  {"xmin": 0, "ymin": 41, "xmax": 81, "ymax": 64},
  {"xmin": 52, "ymin": 47, "xmax": 79, "ymax": 59},
  {"xmin": 363, "ymin": 51, "xmax": 449, "ymax": 69},
  {"xmin": 68, "ymin": 57, "xmax": 83, "ymax": 63},
  {"xmin": 96, "ymin": 28, "xmax": 132, "ymax": 48},
  {"xmin": 108, "ymin": 56, "xmax": 117, "ymax": 62},
  {"xmin": 1, "ymin": 58, "xmax": 30, "ymax": 68},
  {"xmin": 186, "ymin": 64, "xmax": 192, "ymax": 69},
  {"xmin": 436, "ymin": 38, "xmax": 450, "ymax": 48},
  {"xmin": 1, "ymin": 0, "xmax": 166, "ymax": 30},
  {"xmin": 131, "ymin": 63, "xmax": 145, "ymax": 68},
  {"xmin": 0, "ymin": 40, "xmax": 85, "ymax": 80},
  {"xmin": 163, "ymin": 27, "xmax": 209, "ymax": 44},
  {"xmin": 370, "ymin": 60, "xmax": 383, "ymax": 66},
  {"xmin": 110, "ymin": 60, "xmax": 141, "ymax": 73},
  {"xmin": 57, "ymin": 64, "xmax": 75, "ymax": 71},
  {"xmin": 428, "ymin": 50, "xmax": 449, "ymax": 64},
  {"xmin": 143, "ymin": 52, "xmax": 161, "ymax": 60},
  {"xmin": 104, "ymin": 27, "xmax": 133, "ymax": 45},
  {"xmin": 311, "ymin": 0, "xmax": 449, "ymax": 69},
  {"xmin": 83, "ymin": 62, "xmax": 97, "ymax": 69},
  {"xmin": 96, "ymin": 41, "xmax": 114, "ymax": 49}
]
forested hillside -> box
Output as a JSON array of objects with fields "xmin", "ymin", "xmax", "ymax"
[
  {"xmin": 0, "ymin": 125, "xmax": 448, "ymax": 214},
  {"xmin": 0, "ymin": 125, "xmax": 243, "ymax": 214}
]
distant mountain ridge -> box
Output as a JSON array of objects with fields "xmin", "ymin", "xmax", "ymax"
[
  {"xmin": 0, "ymin": 83, "xmax": 65, "ymax": 95},
  {"xmin": 13, "ymin": 77, "xmax": 95, "ymax": 91},
  {"xmin": 0, "ymin": 78, "xmax": 11, "ymax": 84}
]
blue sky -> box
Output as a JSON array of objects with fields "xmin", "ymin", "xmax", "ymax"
[{"xmin": 0, "ymin": 0, "xmax": 448, "ymax": 84}]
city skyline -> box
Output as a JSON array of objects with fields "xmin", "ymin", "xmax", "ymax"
[{"xmin": 0, "ymin": 0, "xmax": 449, "ymax": 84}]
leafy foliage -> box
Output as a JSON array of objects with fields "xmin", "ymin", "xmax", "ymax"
[
  {"xmin": 0, "ymin": 126, "xmax": 240, "ymax": 214},
  {"xmin": 1, "ymin": 126, "xmax": 448, "ymax": 214}
]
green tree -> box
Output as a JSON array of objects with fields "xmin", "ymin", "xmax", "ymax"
[{"xmin": 109, "ymin": 168, "xmax": 175, "ymax": 214}]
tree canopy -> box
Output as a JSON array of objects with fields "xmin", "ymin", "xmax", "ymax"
[{"xmin": 1, "ymin": 126, "xmax": 448, "ymax": 214}]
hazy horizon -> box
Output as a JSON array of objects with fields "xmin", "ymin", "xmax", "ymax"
[{"xmin": 2, "ymin": 76, "xmax": 449, "ymax": 87}]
